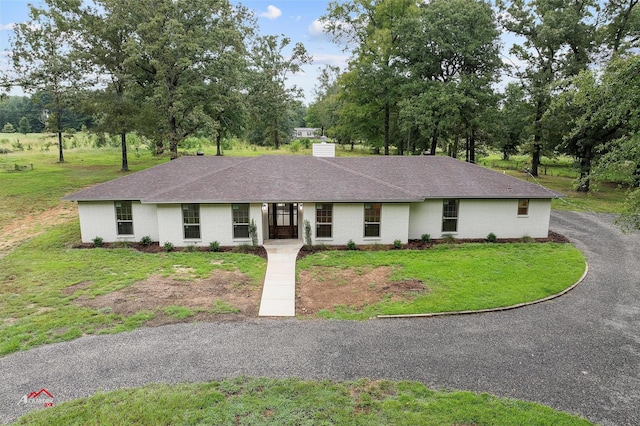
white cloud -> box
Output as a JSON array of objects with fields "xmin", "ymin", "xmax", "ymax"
[
  {"xmin": 259, "ymin": 5, "xmax": 282, "ymax": 20},
  {"xmin": 311, "ymin": 53, "xmax": 349, "ymax": 68},
  {"xmin": 308, "ymin": 19, "xmax": 328, "ymax": 38},
  {"xmin": 0, "ymin": 23, "xmax": 15, "ymax": 31}
]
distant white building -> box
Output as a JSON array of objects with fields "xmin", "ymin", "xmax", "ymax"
[{"xmin": 293, "ymin": 127, "xmax": 320, "ymax": 139}]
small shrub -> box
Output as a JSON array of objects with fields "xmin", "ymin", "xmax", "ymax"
[
  {"xmin": 164, "ymin": 241, "xmax": 174, "ymax": 252},
  {"xmin": 92, "ymin": 236, "xmax": 103, "ymax": 248},
  {"xmin": 185, "ymin": 244, "xmax": 197, "ymax": 252},
  {"xmin": 393, "ymin": 239, "xmax": 403, "ymax": 249},
  {"xmin": 520, "ymin": 235, "xmax": 535, "ymax": 243},
  {"xmin": 140, "ymin": 235, "xmax": 153, "ymax": 247},
  {"xmin": 421, "ymin": 233, "xmax": 431, "ymax": 243},
  {"xmin": 249, "ymin": 219, "xmax": 258, "ymax": 247},
  {"xmin": 442, "ymin": 234, "xmax": 456, "ymax": 244},
  {"xmin": 486, "ymin": 232, "xmax": 497, "ymax": 243},
  {"xmin": 303, "ymin": 220, "xmax": 312, "ymax": 249},
  {"xmin": 209, "ymin": 241, "xmax": 220, "ymax": 252},
  {"xmin": 289, "ymin": 140, "xmax": 301, "ymax": 153},
  {"xmin": 11, "ymin": 140, "xmax": 24, "ymax": 151},
  {"xmin": 346, "ymin": 239, "xmax": 357, "ymax": 250},
  {"xmin": 300, "ymin": 138, "xmax": 311, "ymax": 149}
]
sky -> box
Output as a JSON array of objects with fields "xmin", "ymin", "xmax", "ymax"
[{"xmin": 0, "ymin": 0, "xmax": 349, "ymax": 104}]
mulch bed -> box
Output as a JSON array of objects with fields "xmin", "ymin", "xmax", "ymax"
[
  {"xmin": 73, "ymin": 231, "xmax": 569, "ymax": 261},
  {"xmin": 297, "ymin": 230, "xmax": 570, "ymax": 259}
]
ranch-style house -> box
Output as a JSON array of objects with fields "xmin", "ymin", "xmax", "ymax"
[{"xmin": 63, "ymin": 147, "xmax": 561, "ymax": 247}]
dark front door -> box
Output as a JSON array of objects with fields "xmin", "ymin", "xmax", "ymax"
[{"xmin": 269, "ymin": 203, "xmax": 298, "ymax": 239}]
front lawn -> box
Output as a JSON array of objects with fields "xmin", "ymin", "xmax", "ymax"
[
  {"xmin": 14, "ymin": 377, "xmax": 593, "ymax": 425},
  {"xmin": 297, "ymin": 243, "xmax": 586, "ymax": 320},
  {"xmin": 0, "ymin": 222, "xmax": 266, "ymax": 356}
]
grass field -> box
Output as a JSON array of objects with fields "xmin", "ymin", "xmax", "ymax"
[
  {"xmin": 478, "ymin": 154, "xmax": 629, "ymax": 213},
  {"xmin": 14, "ymin": 377, "xmax": 593, "ymax": 425}
]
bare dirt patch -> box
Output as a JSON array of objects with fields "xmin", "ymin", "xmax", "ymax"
[
  {"xmin": 296, "ymin": 266, "xmax": 427, "ymax": 316},
  {"xmin": 73, "ymin": 269, "xmax": 261, "ymax": 326},
  {"xmin": 0, "ymin": 203, "xmax": 76, "ymax": 258}
]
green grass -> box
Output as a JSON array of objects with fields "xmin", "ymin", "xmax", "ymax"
[
  {"xmin": 13, "ymin": 377, "xmax": 593, "ymax": 425},
  {"xmin": 297, "ymin": 244, "xmax": 586, "ymax": 320},
  {"xmin": 0, "ymin": 221, "xmax": 266, "ymax": 356},
  {"xmin": 478, "ymin": 154, "xmax": 629, "ymax": 213}
]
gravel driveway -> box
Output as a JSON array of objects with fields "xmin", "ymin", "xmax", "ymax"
[{"xmin": 1, "ymin": 211, "xmax": 638, "ymax": 425}]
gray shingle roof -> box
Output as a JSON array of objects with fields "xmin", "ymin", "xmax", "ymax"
[{"xmin": 63, "ymin": 155, "xmax": 562, "ymax": 203}]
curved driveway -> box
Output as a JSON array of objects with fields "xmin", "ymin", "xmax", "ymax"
[{"xmin": 1, "ymin": 211, "xmax": 639, "ymax": 425}]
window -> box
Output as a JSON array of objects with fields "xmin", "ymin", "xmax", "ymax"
[
  {"xmin": 232, "ymin": 203, "xmax": 250, "ymax": 239},
  {"xmin": 518, "ymin": 199, "xmax": 529, "ymax": 216},
  {"xmin": 182, "ymin": 204, "xmax": 201, "ymax": 239},
  {"xmin": 316, "ymin": 203, "xmax": 333, "ymax": 238},
  {"xmin": 442, "ymin": 199, "xmax": 459, "ymax": 232},
  {"xmin": 115, "ymin": 201, "xmax": 133, "ymax": 235},
  {"xmin": 364, "ymin": 203, "xmax": 381, "ymax": 238}
]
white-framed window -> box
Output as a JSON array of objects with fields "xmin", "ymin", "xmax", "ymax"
[
  {"xmin": 442, "ymin": 199, "xmax": 459, "ymax": 232},
  {"xmin": 182, "ymin": 204, "xmax": 201, "ymax": 239},
  {"xmin": 115, "ymin": 201, "xmax": 133, "ymax": 235},
  {"xmin": 232, "ymin": 203, "xmax": 250, "ymax": 239},
  {"xmin": 316, "ymin": 203, "xmax": 333, "ymax": 238},
  {"xmin": 518, "ymin": 199, "xmax": 530, "ymax": 216},
  {"xmin": 364, "ymin": 203, "xmax": 381, "ymax": 238}
]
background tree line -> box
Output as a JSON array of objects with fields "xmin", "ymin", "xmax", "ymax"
[
  {"xmin": 1, "ymin": 0, "xmax": 638, "ymax": 226},
  {"xmin": 306, "ymin": 0, "xmax": 638, "ymax": 227},
  {"xmin": 1, "ymin": 0, "xmax": 311, "ymax": 168}
]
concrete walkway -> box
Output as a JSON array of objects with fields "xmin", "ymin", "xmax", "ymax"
[{"xmin": 258, "ymin": 240, "xmax": 303, "ymax": 317}]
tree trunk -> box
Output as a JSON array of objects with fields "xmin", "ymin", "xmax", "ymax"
[
  {"xmin": 577, "ymin": 145, "xmax": 592, "ymax": 192},
  {"xmin": 384, "ymin": 102, "xmax": 390, "ymax": 155},
  {"xmin": 465, "ymin": 135, "xmax": 469, "ymax": 162},
  {"xmin": 469, "ymin": 128, "xmax": 476, "ymax": 164},
  {"xmin": 531, "ymin": 144, "xmax": 541, "ymax": 177},
  {"xmin": 121, "ymin": 132, "xmax": 129, "ymax": 171},
  {"xmin": 169, "ymin": 115, "xmax": 179, "ymax": 160},
  {"xmin": 531, "ymin": 101, "xmax": 544, "ymax": 177},
  {"xmin": 216, "ymin": 132, "xmax": 222, "ymax": 156},
  {"xmin": 57, "ymin": 131, "xmax": 64, "ymax": 163},
  {"xmin": 430, "ymin": 127, "xmax": 438, "ymax": 155},
  {"xmin": 274, "ymin": 118, "xmax": 280, "ymax": 150}
]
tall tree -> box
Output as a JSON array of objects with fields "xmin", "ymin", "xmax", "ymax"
[
  {"xmin": 247, "ymin": 35, "xmax": 311, "ymax": 149},
  {"xmin": 10, "ymin": 4, "xmax": 84, "ymax": 162},
  {"xmin": 497, "ymin": 0, "xmax": 598, "ymax": 176},
  {"xmin": 495, "ymin": 83, "xmax": 532, "ymax": 161},
  {"xmin": 68, "ymin": 0, "xmax": 140, "ymax": 171},
  {"xmin": 128, "ymin": 0, "xmax": 252, "ymax": 159},
  {"xmin": 599, "ymin": 0, "xmax": 640, "ymax": 56},
  {"xmin": 323, "ymin": 0, "xmax": 416, "ymax": 155},
  {"xmin": 397, "ymin": 0, "xmax": 502, "ymax": 161},
  {"xmin": 555, "ymin": 55, "xmax": 640, "ymax": 200}
]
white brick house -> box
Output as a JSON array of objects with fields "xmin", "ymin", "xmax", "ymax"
[{"xmin": 63, "ymin": 153, "xmax": 560, "ymax": 247}]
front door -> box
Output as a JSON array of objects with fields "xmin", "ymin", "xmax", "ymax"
[{"xmin": 269, "ymin": 203, "xmax": 298, "ymax": 239}]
